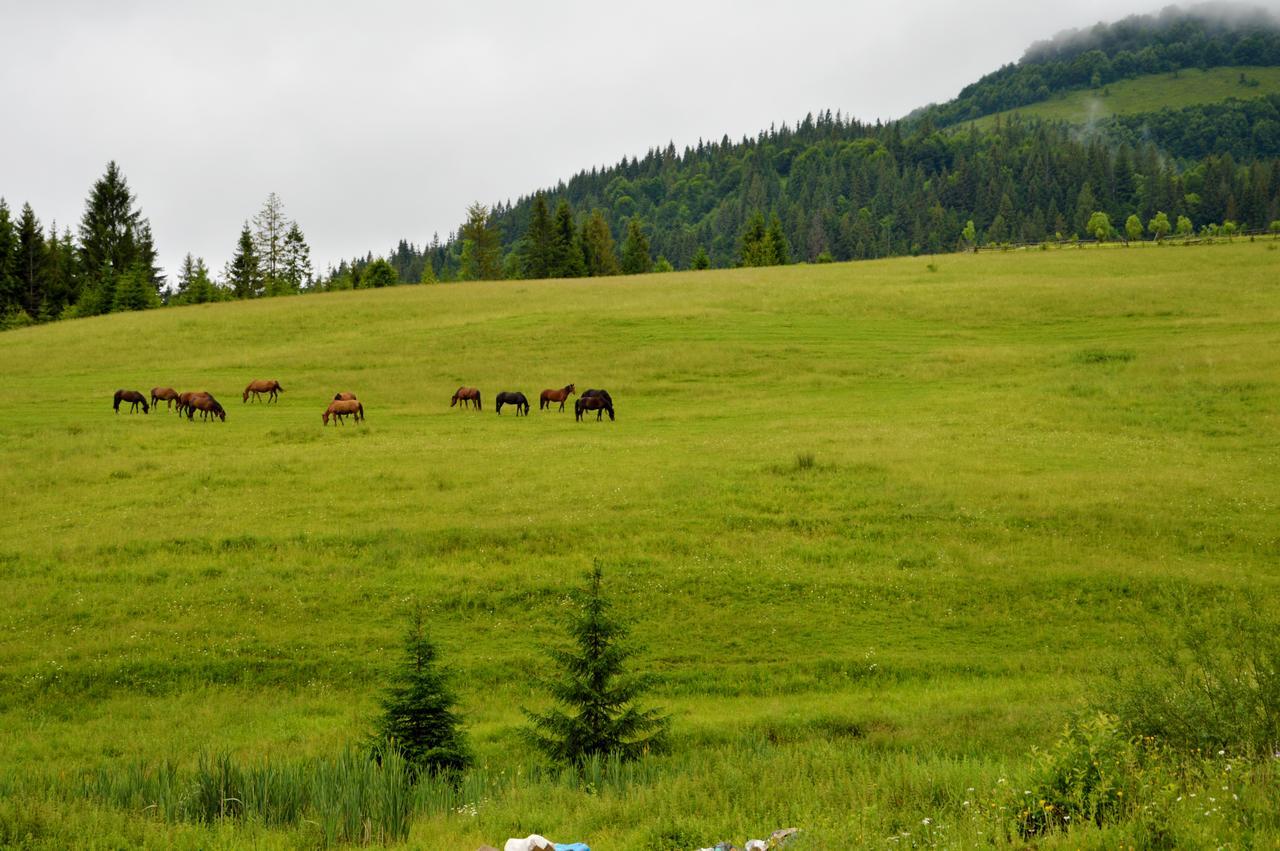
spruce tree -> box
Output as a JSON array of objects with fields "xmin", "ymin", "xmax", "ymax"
[
  {"xmin": 0, "ymin": 200, "xmax": 21, "ymax": 315},
  {"xmin": 112, "ymin": 262, "xmax": 160, "ymax": 312},
  {"xmin": 549, "ymin": 200, "xmax": 585, "ymax": 278},
  {"xmin": 253, "ymin": 192, "xmax": 288, "ymax": 294},
  {"xmin": 224, "ymin": 223, "xmax": 263, "ymax": 298},
  {"xmin": 766, "ymin": 214, "xmax": 790, "ymax": 265},
  {"xmin": 738, "ymin": 212, "xmax": 770, "ymax": 266},
  {"xmin": 175, "ymin": 253, "xmax": 197, "ymax": 302},
  {"xmin": 523, "ymin": 566, "xmax": 670, "ymax": 765},
  {"xmin": 691, "ymin": 246, "xmax": 711, "ymax": 270},
  {"xmin": 15, "ymin": 203, "xmax": 45, "ymax": 317},
  {"xmin": 619, "ymin": 218, "xmax": 651, "ymax": 275},
  {"xmin": 281, "ymin": 221, "xmax": 312, "ymax": 292},
  {"xmin": 522, "ymin": 193, "xmax": 554, "ymax": 279},
  {"xmin": 459, "ymin": 203, "xmax": 502, "ymax": 280},
  {"xmin": 581, "ymin": 210, "xmax": 620, "ymax": 276},
  {"xmin": 373, "ymin": 606, "xmax": 471, "ymax": 776},
  {"xmin": 78, "ymin": 161, "xmax": 153, "ymax": 313}
]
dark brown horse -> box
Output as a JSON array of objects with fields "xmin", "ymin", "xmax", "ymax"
[
  {"xmin": 151, "ymin": 387, "xmax": 180, "ymax": 411},
  {"xmin": 495, "ymin": 391, "xmax": 529, "ymax": 416},
  {"xmin": 175, "ymin": 391, "xmax": 203, "ymax": 416},
  {"xmin": 113, "ymin": 389, "xmax": 149, "ymax": 414},
  {"xmin": 243, "ymin": 379, "xmax": 284, "ymax": 403},
  {"xmin": 323, "ymin": 399, "xmax": 364, "ymax": 425},
  {"xmin": 575, "ymin": 390, "xmax": 615, "ymax": 422},
  {"xmin": 539, "ymin": 384, "xmax": 576, "ymax": 412},
  {"xmin": 451, "ymin": 387, "xmax": 482, "ymax": 410},
  {"xmin": 187, "ymin": 393, "xmax": 226, "ymax": 422},
  {"xmin": 333, "ymin": 392, "xmax": 358, "ymax": 401}
]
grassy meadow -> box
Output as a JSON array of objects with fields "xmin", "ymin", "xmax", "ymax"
[
  {"xmin": 968, "ymin": 65, "xmax": 1280, "ymax": 128},
  {"xmin": 1, "ymin": 241, "xmax": 1279, "ymax": 848}
]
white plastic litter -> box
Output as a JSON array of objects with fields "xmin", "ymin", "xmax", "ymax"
[{"xmin": 504, "ymin": 836, "xmax": 556, "ymax": 851}]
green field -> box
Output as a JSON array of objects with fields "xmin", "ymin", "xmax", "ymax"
[
  {"xmin": 2, "ymin": 242, "xmax": 1280, "ymax": 848},
  {"xmin": 968, "ymin": 65, "xmax": 1280, "ymax": 129}
]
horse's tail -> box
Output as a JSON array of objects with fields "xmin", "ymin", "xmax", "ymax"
[
  {"xmin": 476, "ymin": 392, "xmax": 481, "ymax": 411},
  {"xmin": 358, "ymin": 402, "xmax": 365, "ymax": 421},
  {"xmin": 113, "ymin": 391, "xmax": 121, "ymax": 412}
]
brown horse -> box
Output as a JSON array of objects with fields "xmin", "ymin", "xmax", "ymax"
[
  {"xmin": 333, "ymin": 392, "xmax": 358, "ymax": 401},
  {"xmin": 151, "ymin": 387, "xmax": 180, "ymax": 411},
  {"xmin": 175, "ymin": 391, "xmax": 203, "ymax": 416},
  {"xmin": 323, "ymin": 399, "xmax": 364, "ymax": 425},
  {"xmin": 243, "ymin": 379, "xmax": 284, "ymax": 403},
  {"xmin": 187, "ymin": 393, "xmax": 226, "ymax": 422},
  {"xmin": 113, "ymin": 389, "xmax": 149, "ymax": 414},
  {"xmin": 539, "ymin": 384, "xmax": 576, "ymax": 412},
  {"xmin": 451, "ymin": 387, "xmax": 481, "ymax": 410}
]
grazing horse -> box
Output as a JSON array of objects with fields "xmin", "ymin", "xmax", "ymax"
[
  {"xmin": 539, "ymin": 383, "xmax": 576, "ymax": 412},
  {"xmin": 187, "ymin": 393, "xmax": 226, "ymax": 422},
  {"xmin": 243, "ymin": 379, "xmax": 284, "ymax": 403},
  {"xmin": 495, "ymin": 391, "xmax": 530, "ymax": 416},
  {"xmin": 151, "ymin": 387, "xmax": 180, "ymax": 411},
  {"xmin": 175, "ymin": 391, "xmax": 204, "ymax": 417},
  {"xmin": 576, "ymin": 391, "xmax": 615, "ymax": 422},
  {"xmin": 333, "ymin": 392, "xmax": 358, "ymax": 401},
  {"xmin": 451, "ymin": 386, "xmax": 481, "ymax": 410},
  {"xmin": 323, "ymin": 399, "xmax": 364, "ymax": 425},
  {"xmin": 113, "ymin": 389, "xmax": 149, "ymax": 414}
]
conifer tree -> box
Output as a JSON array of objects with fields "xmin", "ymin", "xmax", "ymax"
[
  {"xmin": 0, "ymin": 200, "xmax": 22, "ymax": 315},
  {"xmin": 549, "ymin": 200, "xmax": 585, "ymax": 278},
  {"xmin": 281, "ymin": 221, "xmax": 312, "ymax": 293},
  {"xmin": 766, "ymin": 214, "xmax": 790, "ymax": 265},
  {"xmin": 78, "ymin": 161, "xmax": 154, "ymax": 313},
  {"xmin": 419, "ymin": 258, "xmax": 437, "ymax": 284},
  {"xmin": 253, "ymin": 192, "xmax": 288, "ymax": 294},
  {"xmin": 620, "ymin": 218, "xmax": 651, "ymax": 275},
  {"xmin": 459, "ymin": 203, "xmax": 503, "ymax": 280},
  {"xmin": 524, "ymin": 566, "xmax": 669, "ymax": 765},
  {"xmin": 691, "ymin": 246, "xmax": 711, "ymax": 270},
  {"xmin": 41, "ymin": 225, "xmax": 78, "ymax": 319},
  {"xmin": 738, "ymin": 212, "xmax": 771, "ymax": 266},
  {"xmin": 224, "ymin": 223, "xmax": 264, "ymax": 298},
  {"xmin": 15, "ymin": 203, "xmax": 45, "ymax": 317},
  {"xmin": 373, "ymin": 605, "xmax": 471, "ymax": 776},
  {"xmin": 112, "ymin": 262, "xmax": 160, "ymax": 312},
  {"xmin": 522, "ymin": 193, "xmax": 554, "ymax": 279},
  {"xmin": 581, "ymin": 210, "xmax": 620, "ymax": 276}
]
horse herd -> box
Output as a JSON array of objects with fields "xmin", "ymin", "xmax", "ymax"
[
  {"xmin": 111, "ymin": 380, "xmax": 614, "ymax": 425},
  {"xmin": 451, "ymin": 384, "xmax": 615, "ymax": 421}
]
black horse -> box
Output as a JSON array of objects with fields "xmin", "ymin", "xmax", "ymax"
[
  {"xmin": 495, "ymin": 391, "xmax": 530, "ymax": 416},
  {"xmin": 576, "ymin": 389, "xmax": 615, "ymax": 422}
]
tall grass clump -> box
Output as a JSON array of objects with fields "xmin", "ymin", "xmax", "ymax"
[{"xmin": 1102, "ymin": 595, "xmax": 1280, "ymax": 758}]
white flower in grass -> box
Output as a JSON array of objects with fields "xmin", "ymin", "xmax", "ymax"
[{"xmin": 922, "ymin": 817, "xmax": 931, "ymax": 825}]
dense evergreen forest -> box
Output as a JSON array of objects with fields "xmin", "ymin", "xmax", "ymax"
[
  {"xmin": 4, "ymin": 5, "xmax": 1280, "ymax": 328},
  {"xmin": 919, "ymin": 3, "xmax": 1280, "ymax": 126}
]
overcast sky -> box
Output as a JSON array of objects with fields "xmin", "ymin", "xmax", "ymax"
[{"xmin": 0, "ymin": 0, "xmax": 1251, "ymax": 280}]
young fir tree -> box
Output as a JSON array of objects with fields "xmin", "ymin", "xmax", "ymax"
[
  {"xmin": 581, "ymin": 210, "xmax": 620, "ymax": 276},
  {"xmin": 523, "ymin": 566, "xmax": 670, "ymax": 765},
  {"xmin": 373, "ymin": 605, "xmax": 471, "ymax": 776},
  {"xmin": 281, "ymin": 221, "xmax": 312, "ymax": 292},
  {"xmin": 0, "ymin": 199, "xmax": 22, "ymax": 316},
  {"xmin": 738, "ymin": 212, "xmax": 771, "ymax": 266},
  {"xmin": 522, "ymin": 193, "xmax": 554, "ymax": 279},
  {"xmin": 619, "ymin": 218, "xmax": 651, "ymax": 275},
  {"xmin": 459, "ymin": 203, "xmax": 503, "ymax": 281},
  {"xmin": 549, "ymin": 199, "xmax": 585, "ymax": 278},
  {"xmin": 766, "ymin": 214, "xmax": 790, "ymax": 265},
  {"xmin": 14, "ymin": 203, "xmax": 45, "ymax": 318},
  {"xmin": 225, "ymin": 223, "xmax": 264, "ymax": 298},
  {"xmin": 691, "ymin": 246, "xmax": 711, "ymax": 270},
  {"xmin": 111, "ymin": 262, "xmax": 160, "ymax": 312}
]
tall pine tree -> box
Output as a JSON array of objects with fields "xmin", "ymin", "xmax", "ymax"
[
  {"xmin": 0, "ymin": 200, "xmax": 22, "ymax": 317},
  {"xmin": 620, "ymin": 218, "xmax": 651, "ymax": 275},
  {"xmin": 78, "ymin": 161, "xmax": 156, "ymax": 314},
  {"xmin": 549, "ymin": 199, "xmax": 586, "ymax": 278},
  {"xmin": 581, "ymin": 210, "xmax": 620, "ymax": 277},
  {"xmin": 522, "ymin": 193, "xmax": 554, "ymax": 279},
  {"xmin": 281, "ymin": 221, "xmax": 312, "ymax": 292},
  {"xmin": 224, "ymin": 223, "xmax": 263, "ymax": 298}
]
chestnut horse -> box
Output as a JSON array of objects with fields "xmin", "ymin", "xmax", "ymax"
[
  {"xmin": 113, "ymin": 389, "xmax": 149, "ymax": 414},
  {"xmin": 175, "ymin": 391, "xmax": 204, "ymax": 416},
  {"xmin": 151, "ymin": 387, "xmax": 180, "ymax": 411},
  {"xmin": 575, "ymin": 390, "xmax": 615, "ymax": 422},
  {"xmin": 243, "ymin": 379, "xmax": 284, "ymax": 403},
  {"xmin": 539, "ymin": 384, "xmax": 576, "ymax": 412},
  {"xmin": 451, "ymin": 387, "xmax": 481, "ymax": 410},
  {"xmin": 187, "ymin": 393, "xmax": 226, "ymax": 422},
  {"xmin": 495, "ymin": 391, "xmax": 529, "ymax": 416},
  {"xmin": 323, "ymin": 399, "xmax": 364, "ymax": 425},
  {"xmin": 333, "ymin": 392, "xmax": 358, "ymax": 401}
]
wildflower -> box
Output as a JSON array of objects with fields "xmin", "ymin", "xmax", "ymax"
[
  {"xmin": 962, "ymin": 801, "xmax": 970, "ymax": 807},
  {"xmin": 922, "ymin": 818, "xmax": 931, "ymax": 825}
]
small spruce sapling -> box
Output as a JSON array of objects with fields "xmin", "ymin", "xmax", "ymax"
[
  {"xmin": 372, "ymin": 604, "xmax": 471, "ymax": 776},
  {"xmin": 523, "ymin": 566, "xmax": 670, "ymax": 765}
]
